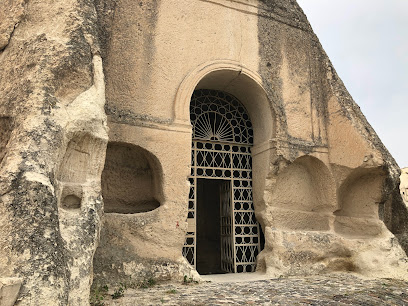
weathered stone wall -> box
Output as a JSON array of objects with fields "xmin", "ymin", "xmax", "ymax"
[
  {"xmin": 93, "ymin": 0, "xmax": 263, "ymax": 285},
  {"xmin": 256, "ymin": 0, "xmax": 408, "ymax": 277},
  {"xmin": 92, "ymin": 0, "xmax": 408, "ymax": 285},
  {"xmin": 0, "ymin": 0, "xmax": 108, "ymax": 304},
  {"xmin": 1, "ymin": 0, "xmax": 407, "ymax": 303}
]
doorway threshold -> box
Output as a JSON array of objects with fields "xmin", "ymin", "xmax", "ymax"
[{"xmin": 200, "ymin": 271, "xmax": 269, "ymax": 283}]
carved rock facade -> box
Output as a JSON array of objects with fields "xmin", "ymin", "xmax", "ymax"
[{"xmin": 0, "ymin": 0, "xmax": 407, "ymax": 304}]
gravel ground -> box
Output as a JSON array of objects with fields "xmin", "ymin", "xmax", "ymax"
[{"xmin": 100, "ymin": 274, "xmax": 408, "ymax": 305}]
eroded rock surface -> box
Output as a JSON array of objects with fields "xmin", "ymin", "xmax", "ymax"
[
  {"xmin": 0, "ymin": 0, "xmax": 407, "ymax": 304},
  {"xmin": 0, "ymin": 0, "xmax": 107, "ymax": 304},
  {"xmin": 91, "ymin": 0, "xmax": 408, "ymax": 285},
  {"xmin": 0, "ymin": 0, "xmax": 24, "ymax": 51}
]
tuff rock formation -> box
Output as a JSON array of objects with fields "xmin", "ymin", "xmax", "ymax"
[
  {"xmin": 0, "ymin": 0, "xmax": 407, "ymax": 305},
  {"xmin": 0, "ymin": 0, "xmax": 108, "ymax": 304}
]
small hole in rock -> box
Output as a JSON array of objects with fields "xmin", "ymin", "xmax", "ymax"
[{"xmin": 62, "ymin": 195, "xmax": 81, "ymax": 210}]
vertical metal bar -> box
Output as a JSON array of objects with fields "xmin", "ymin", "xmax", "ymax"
[
  {"xmin": 193, "ymin": 145, "xmax": 197, "ymax": 268},
  {"xmin": 231, "ymin": 148, "xmax": 237, "ymax": 273},
  {"xmin": 219, "ymin": 181, "xmax": 223, "ymax": 272}
]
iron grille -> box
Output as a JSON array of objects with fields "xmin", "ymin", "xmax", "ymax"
[{"xmin": 183, "ymin": 89, "xmax": 261, "ymax": 273}]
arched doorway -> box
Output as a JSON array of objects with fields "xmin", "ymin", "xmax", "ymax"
[{"xmin": 183, "ymin": 89, "xmax": 262, "ymax": 274}]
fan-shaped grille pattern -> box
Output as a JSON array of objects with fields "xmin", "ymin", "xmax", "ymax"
[{"xmin": 190, "ymin": 89, "xmax": 253, "ymax": 144}]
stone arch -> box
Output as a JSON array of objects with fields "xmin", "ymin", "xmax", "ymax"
[
  {"xmin": 101, "ymin": 142, "xmax": 163, "ymax": 214},
  {"xmin": 174, "ymin": 60, "xmax": 275, "ymax": 146},
  {"xmin": 175, "ymin": 61, "xmax": 276, "ymax": 237},
  {"xmin": 334, "ymin": 167, "xmax": 386, "ymax": 237},
  {"xmin": 178, "ymin": 62, "xmax": 276, "ymax": 273},
  {"xmin": 267, "ymin": 155, "xmax": 336, "ymax": 231}
]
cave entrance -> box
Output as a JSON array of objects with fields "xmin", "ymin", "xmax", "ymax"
[
  {"xmin": 196, "ymin": 179, "xmax": 231, "ymax": 275},
  {"xmin": 183, "ymin": 89, "xmax": 262, "ymax": 274}
]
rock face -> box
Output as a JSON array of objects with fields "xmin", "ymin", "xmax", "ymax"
[
  {"xmin": 0, "ymin": 0, "xmax": 407, "ymax": 304},
  {"xmin": 0, "ymin": 0, "xmax": 108, "ymax": 304}
]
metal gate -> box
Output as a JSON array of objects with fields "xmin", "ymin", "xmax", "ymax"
[{"xmin": 182, "ymin": 89, "xmax": 261, "ymax": 273}]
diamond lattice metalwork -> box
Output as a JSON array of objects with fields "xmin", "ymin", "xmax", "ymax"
[{"xmin": 183, "ymin": 89, "xmax": 261, "ymax": 273}]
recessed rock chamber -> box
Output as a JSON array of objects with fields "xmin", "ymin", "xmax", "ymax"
[{"xmin": 102, "ymin": 142, "xmax": 161, "ymax": 214}]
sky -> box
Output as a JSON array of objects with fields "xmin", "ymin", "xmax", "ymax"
[{"xmin": 296, "ymin": 0, "xmax": 408, "ymax": 168}]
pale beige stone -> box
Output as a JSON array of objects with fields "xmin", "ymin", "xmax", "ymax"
[
  {"xmin": 0, "ymin": 278, "xmax": 22, "ymax": 306},
  {"xmin": 0, "ymin": 0, "xmax": 107, "ymax": 304},
  {"xmin": 0, "ymin": 0, "xmax": 407, "ymax": 304},
  {"xmin": 92, "ymin": 0, "xmax": 407, "ymax": 284},
  {"xmin": 0, "ymin": 0, "xmax": 24, "ymax": 50}
]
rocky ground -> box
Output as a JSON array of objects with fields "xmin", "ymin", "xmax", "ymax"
[{"xmin": 95, "ymin": 273, "xmax": 408, "ymax": 305}]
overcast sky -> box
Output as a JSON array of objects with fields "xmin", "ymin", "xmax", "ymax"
[{"xmin": 297, "ymin": 1, "xmax": 408, "ymax": 168}]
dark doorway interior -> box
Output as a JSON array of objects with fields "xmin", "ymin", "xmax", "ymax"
[{"xmin": 196, "ymin": 179, "xmax": 227, "ymax": 275}]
